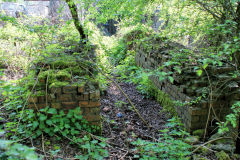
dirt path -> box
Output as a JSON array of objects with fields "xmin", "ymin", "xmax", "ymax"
[{"xmin": 101, "ymin": 81, "xmax": 169, "ymax": 159}]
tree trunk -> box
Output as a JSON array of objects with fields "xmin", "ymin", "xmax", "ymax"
[
  {"xmin": 65, "ymin": 0, "xmax": 87, "ymax": 43},
  {"xmin": 235, "ymin": 2, "xmax": 240, "ymax": 32}
]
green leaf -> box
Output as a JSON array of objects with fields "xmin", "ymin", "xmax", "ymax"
[
  {"xmin": 44, "ymin": 128, "xmax": 50, "ymax": 133},
  {"xmin": 39, "ymin": 114, "xmax": 47, "ymax": 121},
  {"xmin": 202, "ymin": 63, "xmax": 208, "ymax": 69},
  {"xmin": 65, "ymin": 124, "xmax": 70, "ymax": 128},
  {"xmin": 196, "ymin": 69, "xmax": 203, "ymax": 76},
  {"xmin": 46, "ymin": 120, "xmax": 53, "ymax": 126},
  {"xmin": 48, "ymin": 108, "xmax": 57, "ymax": 114},
  {"xmin": 168, "ymin": 76, "xmax": 174, "ymax": 83},
  {"xmin": 32, "ymin": 121, "xmax": 39, "ymax": 129}
]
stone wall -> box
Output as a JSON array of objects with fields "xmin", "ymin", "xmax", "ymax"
[{"xmin": 135, "ymin": 37, "xmax": 239, "ymax": 136}]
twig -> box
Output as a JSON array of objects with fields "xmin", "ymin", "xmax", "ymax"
[
  {"xmin": 120, "ymin": 150, "xmax": 128, "ymax": 160},
  {"xmin": 42, "ymin": 133, "xmax": 48, "ymax": 160},
  {"xmin": 191, "ymin": 137, "xmax": 232, "ymax": 154},
  {"xmin": 203, "ymin": 68, "xmax": 212, "ymax": 140}
]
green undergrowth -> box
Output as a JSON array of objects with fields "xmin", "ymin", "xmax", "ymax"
[
  {"xmin": 0, "ymin": 71, "xmax": 107, "ymax": 160},
  {"xmin": 0, "ymin": 138, "xmax": 39, "ymax": 160},
  {"xmin": 132, "ymin": 118, "xmax": 192, "ymax": 160}
]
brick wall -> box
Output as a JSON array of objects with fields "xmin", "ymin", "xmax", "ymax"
[
  {"xmin": 28, "ymin": 84, "xmax": 101, "ymax": 126},
  {"xmin": 27, "ymin": 45, "xmax": 101, "ymax": 127},
  {"xmin": 135, "ymin": 38, "xmax": 239, "ymax": 135}
]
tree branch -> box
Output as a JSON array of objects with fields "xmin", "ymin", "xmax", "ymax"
[
  {"xmin": 195, "ymin": 0, "xmax": 221, "ymax": 20},
  {"xmin": 235, "ymin": 2, "xmax": 240, "ymax": 31},
  {"xmin": 65, "ymin": 0, "xmax": 87, "ymax": 43}
]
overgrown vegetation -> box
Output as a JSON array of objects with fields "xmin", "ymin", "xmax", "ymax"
[{"xmin": 0, "ymin": 0, "xmax": 240, "ymax": 159}]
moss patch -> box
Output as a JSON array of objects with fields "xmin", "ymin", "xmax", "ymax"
[
  {"xmin": 49, "ymin": 81, "xmax": 70, "ymax": 88},
  {"xmin": 148, "ymin": 81, "xmax": 177, "ymax": 116}
]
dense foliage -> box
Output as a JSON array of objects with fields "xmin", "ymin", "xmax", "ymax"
[{"xmin": 0, "ymin": 0, "xmax": 240, "ymax": 159}]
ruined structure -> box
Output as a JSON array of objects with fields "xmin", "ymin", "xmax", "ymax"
[
  {"xmin": 135, "ymin": 37, "xmax": 239, "ymax": 139},
  {"xmin": 27, "ymin": 46, "xmax": 101, "ymax": 127}
]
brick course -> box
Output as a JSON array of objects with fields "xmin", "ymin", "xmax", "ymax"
[{"xmin": 28, "ymin": 85, "xmax": 101, "ymax": 126}]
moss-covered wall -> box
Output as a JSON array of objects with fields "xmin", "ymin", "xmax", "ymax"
[
  {"xmin": 26, "ymin": 46, "xmax": 101, "ymax": 126},
  {"xmin": 135, "ymin": 37, "xmax": 239, "ymax": 137}
]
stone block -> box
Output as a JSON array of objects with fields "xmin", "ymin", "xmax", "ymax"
[{"xmin": 63, "ymin": 86, "xmax": 77, "ymax": 93}]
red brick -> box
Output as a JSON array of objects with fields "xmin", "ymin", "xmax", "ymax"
[
  {"xmin": 63, "ymin": 86, "xmax": 77, "ymax": 93},
  {"xmin": 58, "ymin": 94, "xmax": 72, "ymax": 102},
  {"xmin": 62, "ymin": 102, "xmax": 77, "ymax": 109},
  {"xmin": 51, "ymin": 103, "xmax": 62, "ymax": 109},
  {"xmin": 79, "ymin": 101, "xmax": 89, "ymax": 107},
  {"xmin": 88, "ymin": 101, "xmax": 101, "ymax": 107}
]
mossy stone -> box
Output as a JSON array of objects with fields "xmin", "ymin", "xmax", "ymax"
[
  {"xmin": 49, "ymin": 81, "xmax": 70, "ymax": 88},
  {"xmin": 184, "ymin": 136, "xmax": 199, "ymax": 145},
  {"xmin": 56, "ymin": 70, "xmax": 71, "ymax": 80},
  {"xmin": 32, "ymin": 90, "xmax": 45, "ymax": 97},
  {"xmin": 50, "ymin": 56, "xmax": 77, "ymax": 69},
  {"xmin": 193, "ymin": 129, "xmax": 205, "ymax": 137}
]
